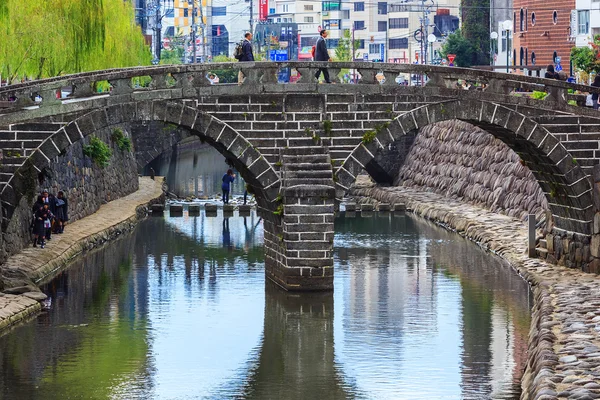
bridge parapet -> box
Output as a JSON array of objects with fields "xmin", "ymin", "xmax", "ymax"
[{"xmin": 1, "ymin": 63, "xmax": 599, "ymax": 118}]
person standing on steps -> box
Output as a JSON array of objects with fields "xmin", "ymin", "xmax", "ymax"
[
  {"xmin": 237, "ymin": 32, "xmax": 254, "ymax": 85},
  {"xmin": 222, "ymin": 169, "xmax": 236, "ymax": 204},
  {"xmin": 314, "ymin": 29, "xmax": 332, "ymax": 83}
]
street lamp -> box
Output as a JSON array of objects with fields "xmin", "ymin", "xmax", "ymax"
[
  {"xmin": 427, "ymin": 34, "xmax": 436, "ymax": 65},
  {"xmin": 490, "ymin": 31, "xmax": 498, "ymax": 66},
  {"xmin": 502, "ymin": 20, "xmax": 513, "ymax": 73}
]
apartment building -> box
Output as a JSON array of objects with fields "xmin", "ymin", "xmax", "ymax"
[
  {"xmin": 510, "ymin": 0, "xmax": 575, "ymax": 73},
  {"xmin": 266, "ymin": 0, "xmax": 321, "ymax": 59},
  {"xmin": 574, "ymin": 0, "xmax": 599, "ymax": 48}
]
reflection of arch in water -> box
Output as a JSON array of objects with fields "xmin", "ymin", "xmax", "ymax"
[{"xmin": 222, "ymin": 284, "xmax": 359, "ymax": 399}]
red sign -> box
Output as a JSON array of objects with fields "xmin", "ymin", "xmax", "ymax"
[
  {"xmin": 447, "ymin": 54, "xmax": 456, "ymax": 66},
  {"xmin": 259, "ymin": 0, "xmax": 268, "ymax": 21}
]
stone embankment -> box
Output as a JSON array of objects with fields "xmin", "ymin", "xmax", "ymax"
[
  {"xmin": 398, "ymin": 120, "xmax": 548, "ymax": 223},
  {"xmin": 352, "ymin": 178, "xmax": 600, "ymax": 400},
  {"xmin": 0, "ymin": 177, "xmax": 165, "ymax": 334}
]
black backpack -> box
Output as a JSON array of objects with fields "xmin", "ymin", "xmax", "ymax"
[{"xmin": 234, "ymin": 41, "xmax": 244, "ymax": 60}]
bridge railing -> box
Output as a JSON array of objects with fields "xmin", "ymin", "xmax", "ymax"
[{"xmin": 0, "ymin": 62, "xmax": 598, "ymax": 113}]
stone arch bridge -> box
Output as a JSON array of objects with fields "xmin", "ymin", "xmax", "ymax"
[{"xmin": 1, "ymin": 62, "xmax": 600, "ymax": 290}]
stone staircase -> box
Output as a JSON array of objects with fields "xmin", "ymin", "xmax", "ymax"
[
  {"xmin": 0, "ymin": 123, "xmax": 63, "ymax": 193},
  {"xmin": 280, "ymin": 146, "xmax": 334, "ymax": 189}
]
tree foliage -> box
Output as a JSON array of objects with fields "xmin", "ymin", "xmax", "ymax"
[
  {"xmin": 439, "ymin": 30, "xmax": 476, "ymax": 67},
  {"xmin": 460, "ymin": 0, "xmax": 490, "ymax": 65},
  {"xmin": 0, "ymin": 0, "xmax": 151, "ymax": 82},
  {"xmin": 571, "ymin": 36, "xmax": 600, "ymax": 74},
  {"xmin": 335, "ymin": 30, "xmax": 361, "ymax": 61}
]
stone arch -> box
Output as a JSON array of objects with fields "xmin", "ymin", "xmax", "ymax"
[
  {"xmin": 336, "ymin": 99, "xmax": 594, "ymax": 234},
  {"xmin": 1, "ymin": 100, "xmax": 281, "ymax": 223}
]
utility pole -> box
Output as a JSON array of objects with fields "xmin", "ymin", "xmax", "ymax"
[
  {"xmin": 192, "ymin": 0, "xmax": 197, "ymax": 63},
  {"xmin": 249, "ymin": 0, "xmax": 254, "ymax": 34},
  {"xmin": 155, "ymin": 0, "xmax": 162, "ymax": 63},
  {"xmin": 198, "ymin": 0, "xmax": 207, "ymax": 62}
]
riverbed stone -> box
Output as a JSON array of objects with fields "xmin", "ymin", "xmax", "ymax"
[
  {"xmin": 22, "ymin": 292, "xmax": 48, "ymax": 301},
  {"xmin": 205, "ymin": 203, "xmax": 218, "ymax": 212}
]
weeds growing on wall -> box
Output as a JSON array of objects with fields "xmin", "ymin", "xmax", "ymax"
[
  {"xmin": 111, "ymin": 128, "xmax": 132, "ymax": 152},
  {"xmin": 83, "ymin": 136, "xmax": 112, "ymax": 167}
]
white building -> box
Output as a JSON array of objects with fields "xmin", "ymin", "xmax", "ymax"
[{"xmin": 574, "ymin": 0, "xmax": 598, "ymax": 48}]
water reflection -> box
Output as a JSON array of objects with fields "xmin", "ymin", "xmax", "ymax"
[{"xmin": 0, "ymin": 211, "xmax": 530, "ymax": 399}]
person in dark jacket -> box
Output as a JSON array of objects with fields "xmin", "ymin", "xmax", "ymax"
[
  {"xmin": 314, "ymin": 29, "xmax": 332, "ymax": 83},
  {"xmin": 40, "ymin": 189, "xmax": 56, "ymax": 240},
  {"xmin": 32, "ymin": 204, "xmax": 50, "ymax": 248},
  {"xmin": 591, "ymin": 75, "xmax": 600, "ymax": 110},
  {"xmin": 54, "ymin": 191, "xmax": 69, "ymax": 233},
  {"xmin": 221, "ymin": 169, "xmax": 236, "ymax": 204},
  {"xmin": 238, "ymin": 32, "xmax": 254, "ymax": 84},
  {"xmin": 545, "ymin": 64, "xmax": 558, "ymax": 79}
]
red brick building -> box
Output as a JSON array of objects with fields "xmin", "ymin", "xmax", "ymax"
[{"xmin": 511, "ymin": 0, "xmax": 575, "ymax": 73}]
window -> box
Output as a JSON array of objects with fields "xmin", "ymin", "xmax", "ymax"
[
  {"xmin": 304, "ymin": 4, "xmax": 313, "ymax": 10},
  {"xmin": 166, "ymin": 8, "xmax": 174, "ymax": 17},
  {"xmin": 304, "ymin": 16, "xmax": 314, "ymax": 22},
  {"xmin": 282, "ymin": 4, "xmax": 289, "ymax": 12},
  {"xmin": 501, "ymin": 30, "xmax": 511, "ymax": 52},
  {"xmin": 389, "ymin": 18, "xmax": 408, "ymax": 29},
  {"xmin": 184, "ymin": 8, "xmax": 189, "ymax": 17},
  {"xmin": 578, "ymin": 10, "xmax": 590, "ymax": 35},
  {"xmin": 354, "ymin": 2, "xmax": 365, "ymax": 11},
  {"xmin": 326, "ymin": 39, "xmax": 339, "ymax": 47},
  {"xmin": 354, "ymin": 21, "xmax": 365, "ymax": 30},
  {"xmin": 357, "ymin": 39, "xmax": 365, "ymax": 49},
  {"xmin": 378, "ymin": 21, "xmax": 387, "ymax": 31},
  {"xmin": 531, "ymin": 51, "xmax": 536, "ymax": 65},
  {"xmin": 525, "ymin": 48, "xmax": 528, "ymax": 65},
  {"xmin": 520, "ymin": 47, "xmax": 524, "ymax": 65},
  {"xmin": 323, "ymin": 1, "xmax": 341, "ymax": 11},
  {"xmin": 525, "ymin": 9, "xmax": 528, "ymax": 31},
  {"xmin": 553, "ymin": 51, "xmax": 558, "ymax": 63},
  {"xmin": 389, "ymin": 38, "xmax": 408, "ymax": 49},
  {"xmin": 213, "ymin": 6, "xmax": 226, "ymax": 16},
  {"xmin": 531, "ymin": 12, "xmax": 536, "ymax": 26},
  {"xmin": 378, "ymin": 2, "xmax": 387, "ymax": 14},
  {"xmin": 553, "ymin": 10, "xmax": 558, "ymax": 24},
  {"xmin": 520, "ymin": 9, "xmax": 524, "ymax": 31},
  {"xmin": 165, "ymin": 26, "xmax": 175, "ymax": 36},
  {"xmin": 269, "ymin": 8, "xmax": 275, "ymax": 14},
  {"xmin": 323, "ymin": 19, "xmax": 341, "ymax": 29},
  {"xmin": 369, "ymin": 43, "xmax": 380, "ymax": 53}
]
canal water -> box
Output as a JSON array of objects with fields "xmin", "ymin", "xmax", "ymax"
[{"xmin": 0, "ymin": 210, "xmax": 531, "ymax": 399}]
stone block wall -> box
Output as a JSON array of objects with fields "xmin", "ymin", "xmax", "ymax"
[
  {"xmin": 398, "ymin": 120, "xmax": 549, "ymax": 222},
  {"xmin": 0, "ymin": 125, "xmax": 138, "ymax": 263}
]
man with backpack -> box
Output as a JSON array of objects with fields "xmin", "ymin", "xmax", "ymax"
[
  {"xmin": 314, "ymin": 29, "xmax": 332, "ymax": 83},
  {"xmin": 235, "ymin": 32, "xmax": 254, "ymax": 84}
]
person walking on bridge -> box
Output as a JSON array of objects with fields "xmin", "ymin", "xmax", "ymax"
[
  {"xmin": 237, "ymin": 32, "xmax": 254, "ymax": 85},
  {"xmin": 314, "ymin": 29, "xmax": 332, "ymax": 83}
]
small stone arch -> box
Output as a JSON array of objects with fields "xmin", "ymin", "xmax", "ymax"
[
  {"xmin": 336, "ymin": 99, "xmax": 594, "ymax": 234},
  {"xmin": 1, "ymin": 100, "xmax": 282, "ymax": 223}
]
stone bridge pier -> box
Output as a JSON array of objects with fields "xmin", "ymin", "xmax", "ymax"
[{"xmin": 263, "ymin": 147, "xmax": 335, "ymax": 291}]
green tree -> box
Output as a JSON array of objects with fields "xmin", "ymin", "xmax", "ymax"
[
  {"xmin": 571, "ymin": 35, "xmax": 600, "ymax": 74},
  {"xmin": 439, "ymin": 30, "xmax": 477, "ymax": 67},
  {"xmin": 0, "ymin": 0, "xmax": 151, "ymax": 82},
  {"xmin": 210, "ymin": 55, "xmax": 238, "ymax": 83},
  {"xmin": 460, "ymin": 0, "xmax": 490, "ymax": 65},
  {"xmin": 334, "ymin": 29, "xmax": 361, "ymax": 61}
]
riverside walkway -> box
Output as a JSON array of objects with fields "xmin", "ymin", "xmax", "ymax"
[
  {"xmin": 0, "ymin": 177, "xmax": 164, "ymax": 333},
  {"xmin": 351, "ymin": 178, "xmax": 600, "ymax": 400}
]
